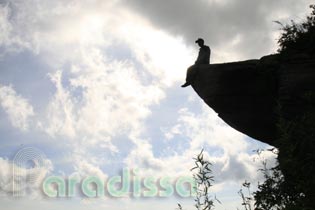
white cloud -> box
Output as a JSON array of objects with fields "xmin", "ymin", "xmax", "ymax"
[
  {"xmin": 0, "ymin": 4, "xmax": 31, "ymax": 57},
  {"xmin": 73, "ymin": 159, "xmax": 108, "ymax": 181},
  {"xmin": 0, "ymin": 0, "xmax": 159, "ymax": 136},
  {"xmin": 1, "ymin": 0, "xmax": 189, "ymax": 139},
  {"xmin": 0, "ymin": 84, "xmax": 35, "ymax": 131},
  {"xmin": 174, "ymin": 105, "xmax": 249, "ymax": 154},
  {"xmin": 43, "ymin": 70, "xmax": 76, "ymax": 138},
  {"xmin": 0, "ymin": 0, "xmax": 183, "ymax": 175},
  {"xmin": 171, "ymin": 104, "xmax": 270, "ymax": 182},
  {"xmin": 116, "ymin": 16, "xmax": 195, "ymax": 86},
  {"xmin": 124, "ymin": 102, "xmax": 276, "ymax": 186}
]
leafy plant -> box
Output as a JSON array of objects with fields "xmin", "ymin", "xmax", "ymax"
[
  {"xmin": 238, "ymin": 180, "xmax": 254, "ymax": 210},
  {"xmin": 177, "ymin": 149, "xmax": 218, "ymax": 210},
  {"xmin": 276, "ymin": 4, "xmax": 315, "ymax": 55},
  {"xmin": 191, "ymin": 149, "xmax": 216, "ymax": 210}
]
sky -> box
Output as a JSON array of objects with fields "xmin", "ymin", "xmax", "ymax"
[{"xmin": 0, "ymin": 0, "xmax": 313, "ymax": 209}]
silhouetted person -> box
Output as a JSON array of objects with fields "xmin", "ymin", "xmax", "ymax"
[{"xmin": 181, "ymin": 38, "xmax": 211, "ymax": 87}]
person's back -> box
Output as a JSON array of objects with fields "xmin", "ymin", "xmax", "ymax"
[{"xmin": 195, "ymin": 45, "xmax": 211, "ymax": 65}]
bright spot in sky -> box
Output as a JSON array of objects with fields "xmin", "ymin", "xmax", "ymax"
[{"xmin": 80, "ymin": 14, "xmax": 106, "ymax": 44}]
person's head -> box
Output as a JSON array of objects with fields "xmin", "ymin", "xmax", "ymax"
[{"xmin": 195, "ymin": 38, "xmax": 204, "ymax": 47}]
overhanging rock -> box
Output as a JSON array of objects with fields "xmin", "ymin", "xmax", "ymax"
[{"xmin": 191, "ymin": 54, "xmax": 315, "ymax": 146}]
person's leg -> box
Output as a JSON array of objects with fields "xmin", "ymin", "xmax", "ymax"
[{"xmin": 181, "ymin": 65, "xmax": 198, "ymax": 87}]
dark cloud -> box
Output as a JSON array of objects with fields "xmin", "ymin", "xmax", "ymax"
[{"xmin": 123, "ymin": 0, "xmax": 312, "ymax": 60}]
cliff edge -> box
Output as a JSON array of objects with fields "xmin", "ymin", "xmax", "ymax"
[{"xmin": 191, "ymin": 54, "xmax": 315, "ymax": 146}]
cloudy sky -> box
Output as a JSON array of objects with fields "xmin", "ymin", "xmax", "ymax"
[{"xmin": 0, "ymin": 0, "xmax": 313, "ymax": 209}]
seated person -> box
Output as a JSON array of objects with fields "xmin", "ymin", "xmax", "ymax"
[{"xmin": 181, "ymin": 38, "xmax": 211, "ymax": 88}]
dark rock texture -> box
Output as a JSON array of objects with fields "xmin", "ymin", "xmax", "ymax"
[{"xmin": 191, "ymin": 54, "xmax": 315, "ymax": 146}]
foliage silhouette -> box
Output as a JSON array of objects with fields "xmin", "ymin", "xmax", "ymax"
[
  {"xmin": 253, "ymin": 5, "xmax": 315, "ymax": 209},
  {"xmin": 191, "ymin": 149, "xmax": 216, "ymax": 210},
  {"xmin": 277, "ymin": 4, "xmax": 315, "ymax": 56},
  {"xmin": 177, "ymin": 150, "xmax": 218, "ymax": 210}
]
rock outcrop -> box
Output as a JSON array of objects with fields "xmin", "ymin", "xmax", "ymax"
[{"xmin": 191, "ymin": 54, "xmax": 315, "ymax": 146}]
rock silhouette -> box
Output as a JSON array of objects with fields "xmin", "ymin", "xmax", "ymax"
[{"xmin": 190, "ymin": 53, "xmax": 315, "ymax": 146}]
